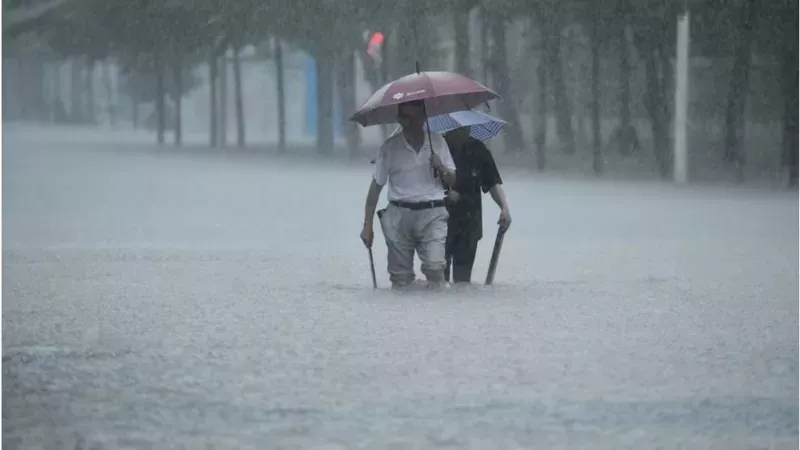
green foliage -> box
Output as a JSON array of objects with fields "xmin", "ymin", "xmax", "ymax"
[{"xmin": 9, "ymin": 0, "xmax": 795, "ymax": 82}]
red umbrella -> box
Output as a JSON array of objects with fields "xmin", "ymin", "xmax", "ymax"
[{"xmin": 350, "ymin": 71, "xmax": 501, "ymax": 127}]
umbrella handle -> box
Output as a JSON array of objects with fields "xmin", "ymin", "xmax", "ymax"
[
  {"xmin": 414, "ymin": 60, "xmax": 446, "ymax": 186},
  {"xmin": 420, "ymin": 100, "xmax": 442, "ymax": 183}
]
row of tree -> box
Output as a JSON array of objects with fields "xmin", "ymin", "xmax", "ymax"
[{"xmin": 4, "ymin": 0, "xmax": 798, "ymax": 183}]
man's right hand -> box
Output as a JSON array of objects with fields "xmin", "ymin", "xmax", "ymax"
[{"xmin": 360, "ymin": 223, "xmax": 374, "ymax": 248}]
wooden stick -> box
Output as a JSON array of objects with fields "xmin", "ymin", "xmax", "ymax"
[
  {"xmin": 368, "ymin": 247, "xmax": 377, "ymax": 289},
  {"xmin": 485, "ymin": 226, "xmax": 506, "ymax": 286}
]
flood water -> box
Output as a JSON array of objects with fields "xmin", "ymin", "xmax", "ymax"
[{"xmin": 3, "ymin": 129, "xmax": 798, "ymax": 449}]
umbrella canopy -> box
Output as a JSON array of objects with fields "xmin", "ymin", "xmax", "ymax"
[
  {"xmin": 350, "ymin": 71, "xmax": 500, "ymax": 127},
  {"xmin": 426, "ymin": 109, "xmax": 507, "ymax": 141}
]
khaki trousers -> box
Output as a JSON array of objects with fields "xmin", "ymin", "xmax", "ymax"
[{"xmin": 377, "ymin": 203, "xmax": 448, "ymax": 287}]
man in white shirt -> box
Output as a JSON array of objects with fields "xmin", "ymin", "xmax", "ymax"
[{"xmin": 360, "ymin": 100, "xmax": 457, "ymax": 289}]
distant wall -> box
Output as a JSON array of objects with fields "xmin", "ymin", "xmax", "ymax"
[{"xmin": 2, "ymin": 49, "xmax": 387, "ymax": 147}]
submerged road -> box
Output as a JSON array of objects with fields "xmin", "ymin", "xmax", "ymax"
[{"xmin": 3, "ymin": 132, "xmax": 798, "ymax": 449}]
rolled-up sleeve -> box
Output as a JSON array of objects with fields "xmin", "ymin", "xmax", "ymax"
[
  {"xmin": 434, "ymin": 135, "xmax": 456, "ymax": 172},
  {"xmin": 372, "ymin": 144, "xmax": 389, "ymax": 186},
  {"xmin": 481, "ymin": 150, "xmax": 503, "ymax": 193}
]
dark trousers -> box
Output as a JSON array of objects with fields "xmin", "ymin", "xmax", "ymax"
[{"xmin": 445, "ymin": 229, "xmax": 480, "ymax": 283}]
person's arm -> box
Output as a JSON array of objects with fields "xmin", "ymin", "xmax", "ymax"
[
  {"xmin": 489, "ymin": 183, "xmax": 511, "ymax": 231},
  {"xmin": 438, "ymin": 167, "xmax": 457, "ymax": 188},
  {"xmin": 479, "ymin": 142, "xmax": 503, "ymax": 194},
  {"xmin": 364, "ymin": 146, "xmax": 389, "ymax": 240},
  {"xmin": 489, "ymin": 184, "xmax": 508, "ymax": 211},
  {"xmin": 479, "ymin": 143, "xmax": 512, "ymax": 230},
  {"xmin": 434, "ymin": 136, "xmax": 457, "ymax": 187},
  {"xmin": 364, "ymin": 179, "xmax": 384, "ymax": 227},
  {"xmin": 360, "ymin": 179, "xmax": 383, "ymax": 248}
]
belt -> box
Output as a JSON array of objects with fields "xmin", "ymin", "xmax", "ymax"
[{"xmin": 390, "ymin": 199, "xmax": 445, "ymax": 210}]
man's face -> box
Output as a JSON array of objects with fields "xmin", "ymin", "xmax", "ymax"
[{"xmin": 396, "ymin": 102, "xmax": 425, "ymax": 128}]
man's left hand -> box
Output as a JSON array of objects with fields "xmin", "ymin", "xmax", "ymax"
[
  {"xmin": 498, "ymin": 208, "xmax": 512, "ymax": 232},
  {"xmin": 447, "ymin": 190, "xmax": 461, "ymax": 203}
]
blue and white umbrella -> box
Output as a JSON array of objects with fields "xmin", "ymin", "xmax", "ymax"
[
  {"xmin": 426, "ymin": 109, "xmax": 507, "ymax": 141},
  {"xmin": 368, "ymin": 111, "xmax": 506, "ymax": 163}
]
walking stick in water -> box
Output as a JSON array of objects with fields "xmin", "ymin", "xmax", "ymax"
[
  {"xmin": 485, "ymin": 226, "xmax": 506, "ymax": 286},
  {"xmin": 368, "ymin": 247, "xmax": 377, "ymax": 289}
]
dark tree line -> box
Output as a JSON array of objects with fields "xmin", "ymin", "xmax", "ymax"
[{"xmin": 4, "ymin": 0, "xmax": 798, "ymax": 184}]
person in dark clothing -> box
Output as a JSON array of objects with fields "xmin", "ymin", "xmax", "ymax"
[{"xmin": 443, "ymin": 126, "xmax": 512, "ymax": 283}]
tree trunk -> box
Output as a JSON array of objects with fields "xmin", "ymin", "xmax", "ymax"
[
  {"xmin": 642, "ymin": 46, "xmax": 670, "ymax": 177},
  {"xmin": 51, "ymin": 62, "xmax": 63, "ymax": 123},
  {"xmin": 155, "ymin": 56, "xmax": 166, "ymax": 145},
  {"xmin": 488, "ymin": 11, "xmax": 524, "ymax": 152},
  {"xmin": 659, "ymin": 36, "xmax": 674, "ymax": 121},
  {"xmin": 173, "ymin": 59, "xmax": 183, "ymax": 146},
  {"xmin": 357, "ymin": 48, "xmax": 390, "ymax": 140},
  {"xmin": 274, "ymin": 37, "xmax": 287, "ymax": 153},
  {"xmin": 784, "ymin": 67, "xmax": 798, "ymax": 187},
  {"xmin": 32, "ymin": 60, "xmax": 46, "ymax": 122},
  {"xmin": 611, "ymin": 0, "xmax": 638, "ymax": 157},
  {"xmin": 209, "ymin": 54, "xmax": 218, "ymax": 147},
  {"xmin": 619, "ymin": 28, "xmax": 631, "ymax": 133},
  {"xmin": 219, "ymin": 55, "xmax": 228, "ymax": 147},
  {"xmin": 316, "ymin": 50, "xmax": 335, "ymax": 154},
  {"xmin": 617, "ymin": 23, "xmax": 638, "ymax": 156},
  {"xmin": 102, "ymin": 61, "xmax": 115, "ymax": 126},
  {"xmin": 232, "ymin": 46, "xmax": 245, "ymax": 148},
  {"xmin": 394, "ymin": 15, "xmax": 413, "ymax": 77},
  {"xmin": 337, "ymin": 49, "xmax": 361, "ymax": 159},
  {"xmin": 779, "ymin": 1, "xmax": 799, "ymax": 186},
  {"xmin": 19, "ymin": 59, "xmax": 30, "ymax": 120},
  {"xmin": 590, "ymin": 9, "xmax": 603, "ymax": 174},
  {"xmin": 379, "ymin": 31, "xmax": 390, "ymax": 83},
  {"xmin": 541, "ymin": 12, "xmax": 574, "ymax": 154},
  {"xmin": 783, "ymin": 66, "xmax": 798, "ymax": 187},
  {"xmin": 9, "ymin": 59, "xmax": 19, "ymax": 118},
  {"xmin": 25, "ymin": 60, "xmax": 37, "ymax": 121},
  {"xmin": 395, "ymin": 1, "xmax": 430, "ymax": 77},
  {"xmin": 85, "ymin": 58, "xmax": 95, "ymax": 124},
  {"xmin": 3, "ymin": 59, "xmax": 13, "ymax": 120},
  {"xmin": 536, "ymin": 55, "xmax": 547, "ymax": 170},
  {"xmin": 479, "ymin": 7, "xmax": 490, "ymax": 85},
  {"xmin": 70, "ymin": 58, "xmax": 83, "ymax": 122},
  {"xmin": 378, "ymin": 32, "xmax": 392, "ymax": 140},
  {"xmin": 453, "ymin": 8, "xmax": 471, "ymax": 76},
  {"xmin": 723, "ymin": 0, "xmax": 757, "ymax": 164},
  {"xmin": 565, "ymin": 27, "xmax": 584, "ymax": 150}
]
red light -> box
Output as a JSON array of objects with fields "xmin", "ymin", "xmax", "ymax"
[
  {"xmin": 368, "ymin": 32, "xmax": 384, "ymax": 47},
  {"xmin": 367, "ymin": 31, "xmax": 384, "ymax": 55}
]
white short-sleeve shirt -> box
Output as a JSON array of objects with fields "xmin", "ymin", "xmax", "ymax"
[{"xmin": 373, "ymin": 127, "xmax": 456, "ymax": 203}]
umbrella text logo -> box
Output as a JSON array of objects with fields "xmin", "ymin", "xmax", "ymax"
[{"xmin": 392, "ymin": 89, "xmax": 427, "ymax": 101}]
